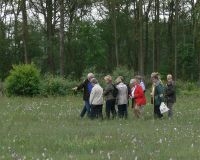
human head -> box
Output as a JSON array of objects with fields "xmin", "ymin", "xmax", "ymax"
[
  {"xmin": 104, "ymin": 75, "xmax": 112, "ymax": 84},
  {"xmin": 151, "ymin": 72, "xmax": 159, "ymax": 83},
  {"xmin": 87, "ymin": 73, "xmax": 95, "ymax": 81},
  {"xmin": 90, "ymin": 78, "xmax": 98, "ymax": 86},
  {"xmin": 135, "ymin": 75, "xmax": 142, "ymax": 82},
  {"xmin": 167, "ymin": 74, "xmax": 173, "ymax": 82},
  {"xmin": 118, "ymin": 76, "xmax": 124, "ymax": 82},
  {"xmin": 115, "ymin": 76, "xmax": 122, "ymax": 84},
  {"xmin": 129, "ymin": 78, "xmax": 138, "ymax": 88}
]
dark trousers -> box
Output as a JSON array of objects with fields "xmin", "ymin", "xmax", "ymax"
[
  {"xmin": 80, "ymin": 100, "xmax": 91, "ymax": 118},
  {"xmin": 106, "ymin": 99, "xmax": 116, "ymax": 119},
  {"xmin": 118, "ymin": 104, "xmax": 128, "ymax": 119},
  {"xmin": 154, "ymin": 104, "xmax": 163, "ymax": 119},
  {"xmin": 91, "ymin": 105, "xmax": 103, "ymax": 119},
  {"xmin": 167, "ymin": 102, "xmax": 174, "ymax": 118}
]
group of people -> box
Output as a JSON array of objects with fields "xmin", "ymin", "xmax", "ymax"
[
  {"xmin": 73, "ymin": 72, "xmax": 176, "ymax": 120},
  {"xmin": 150, "ymin": 72, "xmax": 176, "ymax": 119}
]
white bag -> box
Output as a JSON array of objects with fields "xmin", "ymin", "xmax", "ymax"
[{"xmin": 159, "ymin": 102, "xmax": 169, "ymax": 114}]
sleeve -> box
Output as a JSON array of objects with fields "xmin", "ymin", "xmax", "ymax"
[
  {"xmin": 134, "ymin": 87, "xmax": 144, "ymax": 99},
  {"xmin": 166, "ymin": 85, "xmax": 175, "ymax": 96},
  {"xmin": 77, "ymin": 80, "xmax": 86, "ymax": 90},
  {"xmin": 158, "ymin": 85, "xmax": 164, "ymax": 102},
  {"xmin": 103, "ymin": 85, "xmax": 112, "ymax": 96},
  {"xmin": 140, "ymin": 82, "xmax": 146, "ymax": 91},
  {"xmin": 89, "ymin": 88, "xmax": 95, "ymax": 105}
]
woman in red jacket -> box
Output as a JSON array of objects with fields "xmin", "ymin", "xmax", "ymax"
[{"xmin": 130, "ymin": 79, "xmax": 146, "ymax": 118}]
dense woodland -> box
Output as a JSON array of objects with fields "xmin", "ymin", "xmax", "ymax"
[{"xmin": 0, "ymin": 0, "xmax": 200, "ymax": 80}]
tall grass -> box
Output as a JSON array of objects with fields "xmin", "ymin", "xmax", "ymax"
[{"xmin": 0, "ymin": 93, "xmax": 200, "ymax": 159}]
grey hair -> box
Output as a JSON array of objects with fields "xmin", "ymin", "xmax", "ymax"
[
  {"xmin": 130, "ymin": 78, "xmax": 137, "ymax": 84},
  {"xmin": 90, "ymin": 78, "xmax": 98, "ymax": 84},
  {"xmin": 87, "ymin": 73, "xmax": 95, "ymax": 79}
]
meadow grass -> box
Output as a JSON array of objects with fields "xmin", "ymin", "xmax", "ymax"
[{"xmin": 0, "ymin": 94, "xmax": 200, "ymax": 160}]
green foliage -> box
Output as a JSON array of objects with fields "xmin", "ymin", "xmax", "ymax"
[
  {"xmin": 5, "ymin": 64, "xmax": 40, "ymax": 96},
  {"xmin": 112, "ymin": 66, "xmax": 134, "ymax": 84},
  {"xmin": 40, "ymin": 75, "xmax": 78, "ymax": 96},
  {"xmin": 176, "ymin": 80, "xmax": 199, "ymax": 95},
  {"xmin": 177, "ymin": 43, "xmax": 198, "ymax": 80},
  {"xmin": 81, "ymin": 66, "xmax": 104, "ymax": 82}
]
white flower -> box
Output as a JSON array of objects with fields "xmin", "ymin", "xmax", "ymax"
[
  {"xmin": 91, "ymin": 149, "xmax": 94, "ymax": 154},
  {"xmin": 135, "ymin": 156, "xmax": 138, "ymax": 160},
  {"xmin": 107, "ymin": 152, "xmax": 111, "ymax": 160}
]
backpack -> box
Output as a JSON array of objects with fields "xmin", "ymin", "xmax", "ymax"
[{"xmin": 112, "ymin": 84, "xmax": 118, "ymax": 98}]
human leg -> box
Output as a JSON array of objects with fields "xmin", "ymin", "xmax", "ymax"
[
  {"xmin": 154, "ymin": 105, "xmax": 163, "ymax": 119},
  {"xmin": 85, "ymin": 100, "xmax": 91, "ymax": 117},
  {"xmin": 167, "ymin": 102, "xmax": 173, "ymax": 118},
  {"xmin": 97, "ymin": 105, "xmax": 103, "ymax": 120},
  {"xmin": 110, "ymin": 99, "xmax": 117, "ymax": 119},
  {"xmin": 80, "ymin": 104, "xmax": 87, "ymax": 118},
  {"xmin": 90, "ymin": 105, "xmax": 96, "ymax": 119},
  {"xmin": 105, "ymin": 100, "xmax": 111, "ymax": 119},
  {"xmin": 124, "ymin": 104, "xmax": 128, "ymax": 119},
  {"xmin": 118, "ymin": 105, "xmax": 123, "ymax": 118}
]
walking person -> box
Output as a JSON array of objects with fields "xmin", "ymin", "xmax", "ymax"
[
  {"xmin": 135, "ymin": 75, "xmax": 146, "ymax": 92},
  {"xmin": 103, "ymin": 75, "xmax": 117, "ymax": 119},
  {"xmin": 151, "ymin": 72, "xmax": 164, "ymax": 119},
  {"xmin": 73, "ymin": 73, "xmax": 94, "ymax": 118},
  {"xmin": 130, "ymin": 79, "xmax": 146, "ymax": 118},
  {"xmin": 118, "ymin": 76, "xmax": 131, "ymax": 116},
  {"xmin": 115, "ymin": 76, "xmax": 128, "ymax": 119},
  {"xmin": 90, "ymin": 78, "xmax": 104, "ymax": 120},
  {"xmin": 165, "ymin": 74, "xmax": 176, "ymax": 118}
]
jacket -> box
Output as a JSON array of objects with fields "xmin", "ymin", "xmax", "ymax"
[
  {"xmin": 165, "ymin": 81, "xmax": 176, "ymax": 103},
  {"xmin": 116, "ymin": 82, "xmax": 128, "ymax": 105},
  {"xmin": 131, "ymin": 84, "xmax": 146, "ymax": 106},
  {"xmin": 154, "ymin": 81, "xmax": 164, "ymax": 106},
  {"xmin": 77, "ymin": 79, "xmax": 93, "ymax": 101},
  {"xmin": 103, "ymin": 83, "xmax": 115, "ymax": 101},
  {"xmin": 89, "ymin": 84, "xmax": 103, "ymax": 105}
]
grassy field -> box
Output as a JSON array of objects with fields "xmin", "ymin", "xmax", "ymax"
[{"xmin": 1, "ymin": 94, "xmax": 200, "ymax": 160}]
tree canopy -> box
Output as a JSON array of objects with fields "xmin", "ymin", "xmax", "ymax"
[{"xmin": 0, "ymin": 0, "xmax": 199, "ymax": 80}]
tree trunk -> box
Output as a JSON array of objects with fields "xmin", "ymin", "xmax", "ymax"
[
  {"xmin": 112, "ymin": 0, "xmax": 119, "ymax": 67},
  {"xmin": 21, "ymin": 0, "xmax": 29, "ymax": 64},
  {"xmin": 174, "ymin": 0, "xmax": 179, "ymax": 80},
  {"xmin": 168, "ymin": 0, "xmax": 174, "ymax": 74},
  {"xmin": 144, "ymin": 0, "xmax": 153, "ymax": 74},
  {"xmin": 46, "ymin": 0, "xmax": 55, "ymax": 73},
  {"xmin": 154, "ymin": 0, "xmax": 160, "ymax": 71},
  {"xmin": 138, "ymin": 0, "xmax": 144, "ymax": 75},
  {"xmin": 59, "ymin": 0, "xmax": 65, "ymax": 76}
]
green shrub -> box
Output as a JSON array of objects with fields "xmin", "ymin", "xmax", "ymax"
[
  {"xmin": 112, "ymin": 66, "xmax": 134, "ymax": 84},
  {"xmin": 5, "ymin": 64, "xmax": 40, "ymax": 96},
  {"xmin": 176, "ymin": 80, "xmax": 198, "ymax": 91},
  {"xmin": 40, "ymin": 75, "xmax": 78, "ymax": 96},
  {"xmin": 81, "ymin": 66, "xmax": 104, "ymax": 85}
]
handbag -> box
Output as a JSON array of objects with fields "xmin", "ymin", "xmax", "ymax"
[{"xmin": 159, "ymin": 102, "xmax": 169, "ymax": 114}]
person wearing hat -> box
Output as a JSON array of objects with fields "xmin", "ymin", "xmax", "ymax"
[
  {"xmin": 115, "ymin": 76, "xmax": 128, "ymax": 118},
  {"xmin": 73, "ymin": 73, "xmax": 94, "ymax": 118},
  {"xmin": 89, "ymin": 78, "xmax": 104, "ymax": 119},
  {"xmin": 103, "ymin": 75, "xmax": 117, "ymax": 119}
]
